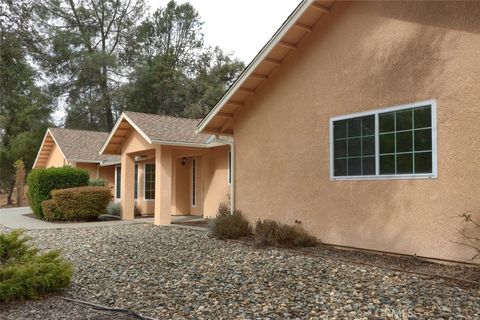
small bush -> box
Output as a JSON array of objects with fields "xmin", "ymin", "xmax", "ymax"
[
  {"xmin": 211, "ymin": 202, "xmax": 251, "ymax": 239},
  {"xmin": 0, "ymin": 230, "xmax": 72, "ymax": 302},
  {"xmin": 41, "ymin": 199, "xmax": 62, "ymax": 221},
  {"xmin": 106, "ymin": 201, "xmax": 122, "ymax": 216},
  {"xmin": 255, "ymin": 219, "xmax": 317, "ymax": 248},
  {"xmin": 88, "ymin": 178, "xmax": 106, "ymax": 187},
  {"xmin": 43, "ymin": 186, "xmax": 111, "ymax": 221},
  {"xmin": 27, "ymin": 166, "xmax": 89, "ymax": 219}
]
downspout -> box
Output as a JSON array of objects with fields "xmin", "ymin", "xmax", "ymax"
[{"xmin": 214, "ymin": 136, "xmax": 235, "ymax": 213}]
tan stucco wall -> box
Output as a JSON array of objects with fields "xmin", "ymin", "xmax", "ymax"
[
  {"xmin": 45, "ymin": 144, "xmax": 66, "ymax": 167},
  {"xmin": 75, "ymin": 162, "xmax": 98, "ymax": 179},
  {"xmin": 232, "ymin": 1, "xmax": 480, "ymax": 262},
  {"xmin": 99, "ymin": 165, "xmax": 115, "ymax": 195},
  {"xmin": 203, "ymin": 146, "xmax": 230, "ymax": 218}
]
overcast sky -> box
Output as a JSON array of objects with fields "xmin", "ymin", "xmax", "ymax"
[{"xmin": 148, "ymin": 0, "xmax": 301, "ymax": 62}]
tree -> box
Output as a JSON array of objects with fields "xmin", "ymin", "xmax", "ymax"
[
  {"xmin": 123, "ymin": 1, "xmax": 244, "ymax": 118},
  {"xmin": 35, "ymin": 0, "xmax": 147, "ymax": 131},
  {"xmin": 14, "ymin": 160, "xmax": 26, "ymax": 207},
  {"xmin": 0, "ymin": 30, "xmax": 51, "ymax": 205}
]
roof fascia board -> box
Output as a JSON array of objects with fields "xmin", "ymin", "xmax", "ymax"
[
  {"xmin": 33, "ymin": 129, "xmax": 69, "ymax": 168},
  {"xmin": 99, "ymin": 113, "xmax": 153, "ymax": 155},
  {"xmin": 196, "ymin": 0, "xmax": 314, "ymax": 133},
  {"xmin": 150, "ymin": 139, "xmax": 230, "ymax": 149}
]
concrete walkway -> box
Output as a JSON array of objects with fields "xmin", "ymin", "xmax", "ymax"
[{"xmin": 0, "ymin": 207, "xmax": 207, "ymax": 230}]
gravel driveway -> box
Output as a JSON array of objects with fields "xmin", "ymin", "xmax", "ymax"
[{"xmin": 1, "ymin": 224, "xmax": 479, "ymax": 319}]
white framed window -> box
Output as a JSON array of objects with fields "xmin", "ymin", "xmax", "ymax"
[
  {"xmin": 330, "ymin": 99, "xmax": 437, "ymax": 180},
  {"xmin": 115, "ymin": 166, "xmax": 121, "ymax": 199},
  {"xmin": 144, "ymin": 163, "xmax": 155, "ymax": 200},
  {"xmin": 134, "ymin": 164, "xmax": 138, "ymax": 200},
  {"xmin": 227, "ymin": 151, "xmax": 232, "ymax": 184},
  {"xmin": 192, "ymin": 159, "xmax": 196, "ymax": 207}
]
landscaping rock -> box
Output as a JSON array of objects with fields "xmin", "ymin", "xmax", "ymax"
[{"xmin": 0, "ymin": 224, "xmax": 479, "ymax": 319}]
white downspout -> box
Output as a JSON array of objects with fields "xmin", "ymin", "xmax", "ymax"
[{"xmin": 214, "ymin": 136, "xmax": 235, "ymax": 213}]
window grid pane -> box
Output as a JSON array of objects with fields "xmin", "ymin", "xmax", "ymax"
[
  {"xmin": 333, "ymin": 115, "xmax": 375, "ymax": 176},
  {"xmin": 379, "ymin": 106, "xmax": 432, "ymax": 175},
  {"xmin": 144, "ymin": 164, "xmax": 155, "ymax": 200}
]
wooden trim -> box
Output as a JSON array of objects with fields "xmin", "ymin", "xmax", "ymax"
[
  {"xmin": 250, "ymin": 73, "xmax": 269, "ymax": 80},
  {"xmin": 278, "ymin": 40, "xmax": 297, "ymax": 49},
  {"xmin": 216, "ymin": 112, "xmax": 234, "ymax": 119},
  {"xmin": 238, "ymin": 87, "xmax": 256, "ymax": 94},
  {"xmin": 294, "ymin": 22, "xmax": 313, "ymax": 32},
  {"xmin": 220, "ymin": 119, "xmax": 232, "ymax": 132},
  {"xmin": 311, "ymin": 2, "xmax": 330, "ymax": 13},
  {"xmin": 226, "ymin": 101, "xmax": 244, "ymax": 108},
  {"xmin": 264, "ymin": 57, "xmax": 282, "ymax": 65}
]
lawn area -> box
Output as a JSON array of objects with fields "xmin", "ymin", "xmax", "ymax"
[{"xmin": 0, "ymin": 224, "xmax": 479, "ymax": 319}]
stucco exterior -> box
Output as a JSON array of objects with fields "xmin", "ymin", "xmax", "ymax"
[
  {"xmin": 45, "ymin": 144, "xmax": 67, "ymax": 168},
  {"xmin": 113, "ymin": 122, "xmax": 230, "ymax": 222},
  {"xmin": 226, "ymin": 1, "xmax": 480, "ymax": 263}
]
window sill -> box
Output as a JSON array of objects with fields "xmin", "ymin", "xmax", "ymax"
[{"xmin": 331, "ymin": 174, "xmax": 437, "ymax": 181}]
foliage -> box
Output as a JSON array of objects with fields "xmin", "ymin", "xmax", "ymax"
[
  {"xmin": 33, "ymin": 0, "xmax": 147, "ymax": 131},
  {"xmin": 26, "ymin": 167, "xmax": 89, "ymax": 219},
  {"xmin": 106, "ymin": 201, "xmax": 122, "ymax": 216},
  {"xmin": 0, "ymin": 230, "xmax": 72, "ymax": 302},
  {"xmin": 14, "ymin": 160, "xmax": 26, "ymax": 207},
  {"xmin": 122, "ymin": 1, "xmax": 244, "ymax": 118},
  {"xmin": 254, "ymin": 220, "xmax": 317, "ymax": 248},
  {"xmin": 458, "ymin": 212, "xmax": 480, "ymax": 260},
  {"xmin": 0, "ymin": 29, "xmax": 51, "ymax": 205},
  {"xmin": 43, "ymin": 186, "xmax": 112, "ymax": 221},
  {"xmin": 88, "ymin": 178, "xmax": 106, "ymax": 187},
  {"xmin": 211, "ymin": 202, "xmax": 251, "ymax": 239}
]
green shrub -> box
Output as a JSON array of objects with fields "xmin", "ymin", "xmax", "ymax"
[
  {"xmin": 27, "ymin": 166, "xmax": 89, "ymax": 219},
  {"xmin": 211, "ymin": 203, "xmax": 251, "ymax": 239},
  {"xmin": 43, "ymin": 186, "xmax": 111, "ymax": 221},
  {"xmin": 255, "ymin": 219, "xmax": 317, "ymax": 248},
  {"xmin": 0, "ymin": 230, "xmax": 72, "ymax": 302},
  {"xmin": 106, "ymin": 201, "xmax": 122, "ymax": 216},
  {"xmin": 41, "ymin": 199, "xmax": 62, "ymax": 221},
  {"xmin": 88, "ymin": 178, "xmax": 106, "ymax": 187}
]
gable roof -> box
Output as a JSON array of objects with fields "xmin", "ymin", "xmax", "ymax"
[
  {"xmin": 196, "ymin": 0, "xmax": 334, "ymax": 135},
  {"xmin": 33, "ymin": 128, "xmax": 120, "ymax": 168},
  {"xmin": 100, "ymin": 111, "xmax": 226, "ymax": 155}
]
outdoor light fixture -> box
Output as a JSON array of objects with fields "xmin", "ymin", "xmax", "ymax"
[{"xmin": 182, "ymin": 157, "xmax": 187, "ymax": 166}]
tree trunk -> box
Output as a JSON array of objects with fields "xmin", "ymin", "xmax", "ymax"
[
  {"xmin": 101, "ymin": 65, "xmax": 113, "ymax": 131},
  {"xmin": 6, "ymin": 181, "xmax": 14, "ymax": 205}
]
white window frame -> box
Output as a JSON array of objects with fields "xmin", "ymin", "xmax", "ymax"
[
  {"xmin": 114, "ymin": 165, "xmax": 121, "ymax": 200},
  {"xmin": 192, "ymin": 159, "xmax": 196, "ymax": 207},
  {"xmin": 143, "ymin": 163, "xmax": 155, "ymax": 201},
  {"xmin": 227, "ymin": 151, "xmax": 232, "ymax": 184},
  {"xmin": 329, "ymin": 99, "xmax": 438, "ymax": 181}
]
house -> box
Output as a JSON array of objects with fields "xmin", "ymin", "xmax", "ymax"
[
  {"xmin": 33, "ymin": 128, "xmax": 120, "ymax": 191},
  {"xmin": 100, "ymin": 111, "xmax": 231, "ymax": 224},
  {"xmin": 197, "ymin": 0, "xmax": 480, "ymax": 263}
]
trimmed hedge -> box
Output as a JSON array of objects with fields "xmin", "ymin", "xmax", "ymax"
[
  {"xmin": 27, "ymin": 166, "xmax": 89, "ymax": 219},
  {"xmin": 255, "ymin": 219, "xmax": 317, "ymax": 248},
  {"xmin": 0, "ymin": 230, "xmax": 72, "ymax": 302},
  {"xmin": 42, "ymin": 186, "xmax": 111, "ymax": 221}
]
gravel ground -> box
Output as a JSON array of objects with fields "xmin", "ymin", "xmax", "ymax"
[{"xmin": 1, "ymin": 224, "xmax": 479, "ymax": 319}]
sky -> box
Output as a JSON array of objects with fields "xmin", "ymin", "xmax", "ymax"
[{"xmin": 148, "ymin": 0, "xmax": 301, "ymax": 62}]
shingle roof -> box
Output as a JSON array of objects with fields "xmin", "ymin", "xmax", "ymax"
[
  {"xmin": 49, "ymin": 128, "xmax": 120, "ymax": 163},
  {"xmin": 124, "ymin": 111, "xmax": 213, "ymax": 144}
]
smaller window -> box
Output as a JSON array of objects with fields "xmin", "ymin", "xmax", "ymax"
[
  {"xmin": 115, "ymin": 166, "xmax": 121, "ymax": 199},
  {"xmin": 228, "ymin": 151, "xmax": 232, "ymax": 184},
  {"xmin": 192, "ymin": 159, "xmax": 196, "ymax": 207},
  {"xmin": 134, "ymin": 164, "xmax": 138, "ymax": 199},
  {"xmin": 144, "ymin": 163, "xmax": 155, "ymax": 200}
]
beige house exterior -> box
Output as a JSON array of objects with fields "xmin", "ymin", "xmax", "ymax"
[
  {"xmin": 100, "ymin": 111, "xmax": 231, "ymax": 224},
  {"xmin": 197, "ymin": 0, "xmax": 480, "ymax": 263},
  {"xmin": 33, "ymin": 128, "xmax": 120, "ymax": 191}
]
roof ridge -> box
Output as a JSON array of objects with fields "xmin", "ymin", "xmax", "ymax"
[
  {"xmin": 49, "ymin": 127, "xmax": 109, "ymax": 134},
  {"xmin": 124, "ymin": 111, "xmax": 201, "ymax": 122}
]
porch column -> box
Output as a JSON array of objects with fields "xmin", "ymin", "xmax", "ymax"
[
  {"xmin": 154, "ymin": 145, "xmax": 172, "ymax": 225},
  {"xmin": 121, "ymin": 153, "xmax": 135, "ymax": 220}
]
